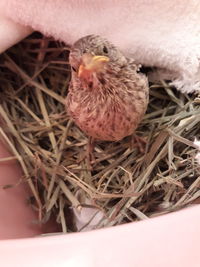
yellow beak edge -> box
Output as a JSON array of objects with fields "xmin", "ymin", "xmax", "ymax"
[{"xmin": 78, "ymin": 55, "xmax": 109, "ymax": 78}]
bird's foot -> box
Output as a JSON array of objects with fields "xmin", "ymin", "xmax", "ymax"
[
  {"xmin": 130, "ymin": 134, "xmax": 147, "ymax": 153},
  {"xmin": 77, "ymin": 137, "xmax": 96, "ymax": 170},
  {"xmin": 86, "ymin": 137, "xmax": 96, "ymax": 169}
]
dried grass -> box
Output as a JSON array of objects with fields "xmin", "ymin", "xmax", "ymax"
[{"xmin": 0, "ymin": 33, "xmax": 200, "ymax": 232}]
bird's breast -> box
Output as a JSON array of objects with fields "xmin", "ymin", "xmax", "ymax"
[{"xmin": 66, "ymin": 90, "xmax": 146, "ymax": 141}]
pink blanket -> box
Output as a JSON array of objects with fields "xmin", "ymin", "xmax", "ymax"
[{"xmin": 1, "ymin": 0, "xmax": 200, "ymax": 93}]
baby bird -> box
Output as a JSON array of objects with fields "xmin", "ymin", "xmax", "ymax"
[{"xmin": 66, "ymin": 35, "xmax": 149, "ymax": 155}]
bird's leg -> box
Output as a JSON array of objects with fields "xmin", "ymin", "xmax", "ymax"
[
  {"xmin": 130, "ymin": 134, "xmax": 147, "ymax": 153},
  {"xmin": 77, "ymin": 137, "xmax": 95, "ymax": 168},
  {"xmin": 87, "ymin": 136, "xmax": 96, "ymax": 163}
]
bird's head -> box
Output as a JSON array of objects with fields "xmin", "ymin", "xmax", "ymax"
[
  {"xmin": 77, "ymin": 53, "xmax": 109, "ymax": 80},
  {"xmin": 69, "ymin": 35, "xmax": 127, "ymax": 85}
]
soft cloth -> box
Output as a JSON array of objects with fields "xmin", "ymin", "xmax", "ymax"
[
  {"xmin": 1, "ymin": 0, "xmax": 200, "ymax": 93},
  {"xmin": 0, "ymin": 13, "xmax": 32, "ymax": 53}
]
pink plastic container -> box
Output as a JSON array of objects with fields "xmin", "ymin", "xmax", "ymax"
[
  {"xmin": 0, "ymin": 140, "xmax": 200, "ymax": 267},
  {"xmin": 0, "ymin": 15, "xmax": 199, "ymax": 267}
]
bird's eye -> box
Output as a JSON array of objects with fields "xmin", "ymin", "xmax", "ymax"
[
  {"xmin": 71, "ymin": 66, "xmax": 77, "ymax": 72},
  {"xmin": 103, "ymin": 46, "xmax": 108, "ymax": 54}
]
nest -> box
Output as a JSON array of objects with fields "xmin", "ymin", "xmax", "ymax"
[{"xmin": 0, "ymin": 33, "xmax": 200, "ymax": 233}]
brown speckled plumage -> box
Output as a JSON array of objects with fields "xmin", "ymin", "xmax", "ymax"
[{"xmin": 66, "ymin": 35, "xmax": 149, "ymax": 142}]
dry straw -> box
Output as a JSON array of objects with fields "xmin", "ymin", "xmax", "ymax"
[{"xmin": 0, "ymin": 34, "xmax": 200, "ymax": 232}]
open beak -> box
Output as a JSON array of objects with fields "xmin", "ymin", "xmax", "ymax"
[{"xmin": 78, "ymin": 54, "xmax": 109, "ymax": 79}]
